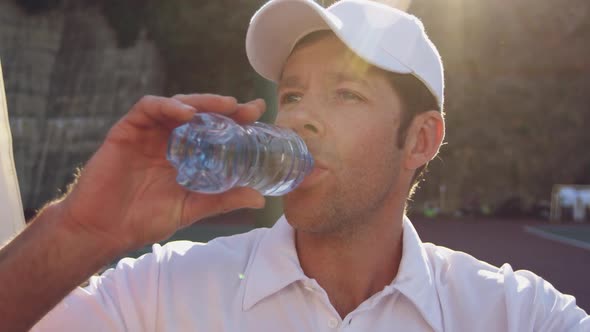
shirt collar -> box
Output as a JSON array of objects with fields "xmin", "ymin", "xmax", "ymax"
[
  {"xmin": 242, "ymin": 215, "xmax": 443, "ymax": 332},
  {"xmin": 393, "ymin": 216, "xmax": 444, "ymax": 332},
  {"xmin": 242, "ymin": 216, "xmax": 306, "ymax": 310}
]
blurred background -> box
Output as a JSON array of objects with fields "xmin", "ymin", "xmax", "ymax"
[{"xmin": 1, "ymin": 0, "xmax": 589, "ymax": 310}]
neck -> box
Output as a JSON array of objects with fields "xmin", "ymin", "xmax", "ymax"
[{"xmin": 295, "ymin": 205, "xmax": 404, "ymax": 318}]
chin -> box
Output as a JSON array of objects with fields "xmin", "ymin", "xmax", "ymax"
[
  {"xmin": 284, "ymin": 211, "xmax": 333, "ymax": 234},
  {"xmin": 283, "ymin": 185, "xmax": 325, "ymax": 216},
  {"xmin": 283, "ymin": 192, "xmax": 321, "ymax": 228},
  {"xmin": 283, "ymin": 192, "xmax": 341, "ymax": 234}
]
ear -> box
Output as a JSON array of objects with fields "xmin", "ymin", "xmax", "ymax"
[{"xmin": 403, "ymin": 110, "xmax": 445, "ymax": 171}]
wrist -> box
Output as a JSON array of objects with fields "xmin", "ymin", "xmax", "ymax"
[
  {"xmin": 0, "ymin": 199, "xmax": 126, "ymax": 330},
  {"xmin": 41, "ymin": 200, "xmax": 129, "ymax": 262}
]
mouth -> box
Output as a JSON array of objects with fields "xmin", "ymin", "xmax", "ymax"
[{"xmin": 298, "ymin": 162, "xmax": 329, "ymax": 189}]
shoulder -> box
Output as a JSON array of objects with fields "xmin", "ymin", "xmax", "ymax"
[
  {"xmin": 107, "ymin": 227, "xmax": 271, "ymax": 313},
  {"xmin": 422, "ymin": 243, "xmax": 502, "ymax": 284},
  {"xmin": 104, "ymin": 226, "xmax": 269, "ymax": 292},
  {"xmin": 422, "ymin": 242, "xmax": 567, "ymax": 303},
  {"xmin": 422, "ymin": 243, "xmax": 511, "ymax": 309},
  {"xmin": 422, "ymin": 242, "xmax": 557, "ymax": 298},
  {"xmin": 422, "ymin": 243, "xmax": 588, "ymax": 330},
  {"xmin": 153, "ymin": 227, "xmax": 269, "ymax": 277},
  {"xmin": 33, "ymin": 228, "xmax": 272, "ymax": 330}
]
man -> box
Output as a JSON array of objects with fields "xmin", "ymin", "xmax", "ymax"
[{"xmin": 0, "ymin": 0, "xmax": 587, "ymax": 331}]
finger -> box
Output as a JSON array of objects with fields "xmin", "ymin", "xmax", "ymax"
[
  {"xmin": 172, "ymin": 94, "xmax": 238, "ymax": 116},
  {"xmin": 232, "ymin": 98, "xmax": 267, "ymax": 124},
  {"xmin": 174, "ymin": 94, "xmax": 265, "ymax": 124},
  {"xmin": 182, "ymin": 187, "xmax": 265, "ymax": 225},
  {"xmin": 126, "ymin": 95, "xmax": 197, "ymax": 131}
]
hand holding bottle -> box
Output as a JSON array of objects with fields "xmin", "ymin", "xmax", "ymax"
[{"xmin": 57, "ymin": 94, "xmax": 267, "ymax": 253}]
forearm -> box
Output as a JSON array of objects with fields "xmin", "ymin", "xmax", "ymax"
[{"xmin": 0, "ymin": 202, "xmax": 123, "ymax": 331}]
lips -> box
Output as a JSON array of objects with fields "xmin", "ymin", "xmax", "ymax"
[
  {"xmin": 298, "ymin": 141, "xmax": 330, "ymax": 188},
  {"xmin": 298, "ymin": 160, "xmax": 329, "ymax": 188},
  {"xmin": 311, "ymin": 158, "xmax": 329, "ymax": 171}
]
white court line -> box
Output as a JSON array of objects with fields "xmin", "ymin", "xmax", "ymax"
[{"xmin": 523, "ymin": 226, "xmax": 590, "ymax": 251}]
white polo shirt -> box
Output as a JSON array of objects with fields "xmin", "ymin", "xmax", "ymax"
[{"xmin": 34, "ymin": 216, "xmax": 589, "ymax": 331}]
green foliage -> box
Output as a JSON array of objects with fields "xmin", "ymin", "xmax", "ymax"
[
  {"xmin": 141, "ymin": 0, "xmax": 265, "ymax": 98},
  {"xmin": 411, "ymin": 0, "xmax": 590, "ymax": 214},
  {"xmin": 11, "ymin": 0, "xmax": 589, "ymax": 216},
  {"xmin": 97, "ymin": 0, "xmax": 589, "ymax": 214},
  {"xmin": 99, "ymin": 0, "xmax": 266, "ymax": 100}
]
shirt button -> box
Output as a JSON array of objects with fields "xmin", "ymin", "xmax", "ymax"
[{"xmin": 328, "ymin": 318, "xmax": 339, "ymax": 328}]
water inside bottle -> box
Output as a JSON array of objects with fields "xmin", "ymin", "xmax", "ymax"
[
  {"xmin": 241, "ymin": 132, "xmax": 310, "ymax": 195},
  {"xmin": 167, "ymin": 113, "xmax": 313, "ymax": 195}
]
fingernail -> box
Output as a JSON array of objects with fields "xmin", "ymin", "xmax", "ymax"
[
  {"xmin": 182, "ymin": 104, "xmax": 197, "ymax": 113},
  {"xmin": 224, "ymin": 96, "xmax": 237, "ymax": 103}
]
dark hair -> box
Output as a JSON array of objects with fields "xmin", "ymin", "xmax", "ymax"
[
  {"xmin": 386, "ymin": 72, "xmax": 441, "ymax": 196},
  {"xmin": 291, "ymin": 30, "xmax": 442, "ymax": 196}
]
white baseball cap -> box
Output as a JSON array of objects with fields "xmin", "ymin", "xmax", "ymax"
[{"xmin": 246, "ymin": 0, "xmax": 444, "ymax": 108}]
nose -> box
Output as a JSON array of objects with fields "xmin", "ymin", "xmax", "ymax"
[{"xmin": 275, "ymin": 107, "xmax": 325, "ymax": 139}]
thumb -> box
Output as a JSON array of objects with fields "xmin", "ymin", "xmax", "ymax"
[{"xmin": 181, "ymin": 187, "xmax": 266, "ymax": 225}]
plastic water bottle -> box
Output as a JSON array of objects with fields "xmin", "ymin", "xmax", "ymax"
[{"xmin": 167, "ymin": 113, "xmax": 314, "ymax": 196}]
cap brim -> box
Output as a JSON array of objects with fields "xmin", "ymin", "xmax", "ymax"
[{"xmin": 246, "ymin": 0, "xmax": 411, "ymax": 83}]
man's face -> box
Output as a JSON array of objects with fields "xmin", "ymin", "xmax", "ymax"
[{"xmin": 275, "ymin": 34, "xmax": 409, "ymax": 234}]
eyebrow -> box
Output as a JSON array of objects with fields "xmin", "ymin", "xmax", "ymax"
[
  {"xmin": 278, "ymin": 72, "xmax": 371, "ymax": 90},
  {"xmin": 278, "ymin": 76, "xmax": 302, "ymax": 90},
  {"xmin": 327, "ymin": 72, "xmax": 372, "ymax": 89}
]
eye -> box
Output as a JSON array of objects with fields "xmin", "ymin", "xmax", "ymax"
[
  {"xmin": 280, "ymin": 92, "xmax": 302, "ymax": 105},
  {"xmin": 336, "ymin": 89, "xmax": 364, "ymax": 102}
]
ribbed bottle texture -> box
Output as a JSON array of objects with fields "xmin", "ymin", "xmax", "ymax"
[{"xmin": 167, "ymin": 113, "xmax": 314, "ymax": 196}]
